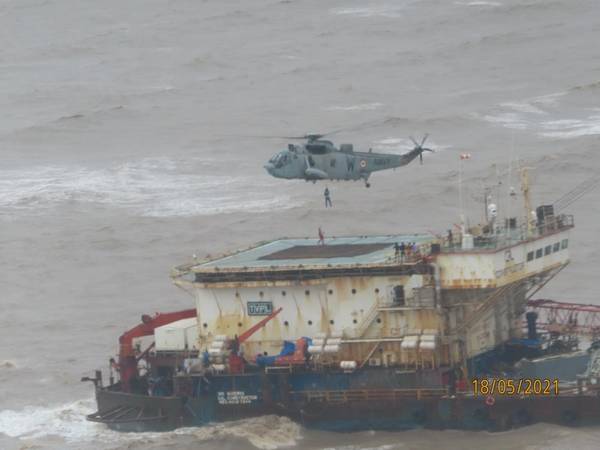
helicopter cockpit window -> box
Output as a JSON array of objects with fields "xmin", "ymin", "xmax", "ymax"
[{"xmin": 272, "ymin": 153, "xmax": 289, "ymax": 168}]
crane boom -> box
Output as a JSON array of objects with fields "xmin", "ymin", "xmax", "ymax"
[
  {"xmin": 118, "ymin": 308, "xmax": 196, "ymax": 391},
  {"xmin": 238, "ymin": 307, "xmax": 283, "ymax": 343}
]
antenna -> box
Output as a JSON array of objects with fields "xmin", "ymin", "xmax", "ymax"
[
  {"xmin": 458, "ymin": 153, "xmax": 470, "ymax": 233},
  {"xmin": 520, "ymin": 164, "xmax": 534, "ymax": 238}
]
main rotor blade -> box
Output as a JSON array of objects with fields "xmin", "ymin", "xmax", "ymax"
[
  {"xmin": 409, "ymin": 136, "xmax": 420, "ymax": 147},
  {"xmin": 420, "ymin": 133, "xmax": 429, "ymax": 147}
]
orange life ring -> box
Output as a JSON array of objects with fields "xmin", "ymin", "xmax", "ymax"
[
  {"xmin": 360, "ymin": 159, "xmax": 367, "ymax": 168},
  {"xmin": 485, "ymin": 395, "xmax": 495, "ymax": 406}
]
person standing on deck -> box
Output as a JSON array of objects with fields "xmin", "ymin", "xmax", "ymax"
[
  {"xmin": 318, "ymin": 227, "xmax": 325, "ymax": 245},
  {"xmin": 324, "ymin": 187, "xmax": 332, "ymax": 208}
]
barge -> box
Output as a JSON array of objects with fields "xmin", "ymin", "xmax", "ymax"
[{"xmin": 85, "ymin": 169, "xmax": 600, "ymax": 432}]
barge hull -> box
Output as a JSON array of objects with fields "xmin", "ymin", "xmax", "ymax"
[{"xmin": 90, "ymin": 380, "xmax": 600, "ymax": 432}]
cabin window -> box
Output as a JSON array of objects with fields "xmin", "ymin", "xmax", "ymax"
[
  {"xmin": 306, "ymin": 144, "xmax": 328, "ymax": 154},
  {"xmin": 535, "ymin": 249, "xmax": 543, "ymax": 259},
  {"xmin": 527, "ymin": 251, "xmax": 534, "ymax": 262},
  {"xmin": 545, "ymin": 245, "xmax": 552, "ymax": 256},
  {"xmin": 553, "ymin": 242, "xmax": 560, "ymax": 252},
  {"xmin": 392, "ymin": 285, "xmax": 405, "ymax": 305},
  {"xmin": 561, "ymin": 239, "xmax": 569, "ymax": 249}
]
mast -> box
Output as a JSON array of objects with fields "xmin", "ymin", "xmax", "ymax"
[{"xmin": 520, "ymin": 165, "xmax": 533, "ymax": 238}]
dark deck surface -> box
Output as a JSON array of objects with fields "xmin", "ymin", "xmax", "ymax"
[{"xmin": 259, "ymin": 243, "xmax": 391, "ymax": 260}]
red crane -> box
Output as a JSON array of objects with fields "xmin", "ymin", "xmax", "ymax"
[
  {"xmin": 526, "ymin": 299, "xmax": 600, "ymax": 337},
  {"xmin": 118, "ymin": 309, "xmax": 197, "ymax": 391},
  {"xmin": 228, "ymin": 307, "xmax": 283, "ymax": 373}
]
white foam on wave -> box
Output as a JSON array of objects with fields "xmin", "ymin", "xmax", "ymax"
[
  {"xmin": 482, "ymin": 112, "xmax": 531, "ymax": 130},
  {"xmin": 0, "ymin": 157, "xmax": 300, "ymax": 217},
  {"xmin": 480, "ymin": 92, "xmax": 569, "ymax": 131},
  {"xmin": 0, "ymin": 398, "xmax": 302, "ymax": 449},
  {"xmin": 454, "ymin": 1, "xmax": 502, "ymax": 7},
  {"xmin": 481, "ymin": 93, "xmax": 600, "ymax": 139},
  {"xmin": 176, "ymin": 415, "xmax": 302, "ymax": 449},
  {"xmin": 539, "ymin": 114, "xmax": 600, "ymax": 139},
  {"xmin": 330, "ymin": 4, "xmax": 406, "ymax": 18},
  {"xmin": 500, "ymin": 101, "xmax": 546, "ymax": 115},
  {"xmin": 325, "ymin": 103, "xmax": 384, "ymax": 112},
  {"xmin": 0, "ymin": 398, "xmax": 114, "ymax": 442}
]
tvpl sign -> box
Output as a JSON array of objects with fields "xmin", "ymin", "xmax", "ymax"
[{"xmin": 247, "ymin": 301, "xmax": 273, "ymax": 316}]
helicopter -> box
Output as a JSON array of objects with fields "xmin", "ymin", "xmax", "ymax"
[{"xmin": 263, "ymin": 133, "xmax": 434, "ymax": 188}]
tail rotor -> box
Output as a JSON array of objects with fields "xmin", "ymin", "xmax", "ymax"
[{"xmin": 409, "ymin": 133, "xmax": 434, "ymax": 164}]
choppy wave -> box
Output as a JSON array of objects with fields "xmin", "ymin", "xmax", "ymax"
[
  {"xmin": 0, "ymin": 158, "xmax": 299, "ymax": 217},
  {"xmin": 454, "ymin": 1, "xmax": 502, "ymax": 7},
  {"xmin": 539, "ymin": 114, "xmax": 600, "ymax": 139},
  {"xmin": 0, "ymin": 399, "xmax": 301, "ymax": 449},
  {"xmin": 330, "ymin": 4, "xmax": 406, "ymax": 18},
  {"xmin": 480, "ymin": 92, "xmax": 600, "ymax": 139},
  {"xmin": 0, "ymin": 398, "xmax": 105, "ymax": 442},
  {"xmin": 176, "ymin": 415, "xmax": 302, "ymax": 449},
  {"xmin": 325, "ymin": 103, "xmax": 384, "ymax": 112}
]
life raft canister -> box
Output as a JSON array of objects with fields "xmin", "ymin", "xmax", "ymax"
[{"xmin": 485, "ymin": 395, "xmax": 495, "ymax": 406}]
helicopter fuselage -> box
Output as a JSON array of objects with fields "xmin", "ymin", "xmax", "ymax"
[{"xmin": 264, "ymin": 140, "xmax": 425, "ymax": 186}]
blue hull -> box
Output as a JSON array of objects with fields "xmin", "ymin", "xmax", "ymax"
[{"xmin": 90, "ymin": 369, "xmax": 600, "ymax": 432}]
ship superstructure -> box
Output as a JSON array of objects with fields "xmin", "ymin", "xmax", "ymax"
[{"xmin": 168, "ymin": 209, "xmax": 572, "ymax": 376}]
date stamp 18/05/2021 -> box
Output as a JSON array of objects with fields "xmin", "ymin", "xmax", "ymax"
[{"xmin": 471, "ymin": 378, "xmax": 560, "ymax": 397}]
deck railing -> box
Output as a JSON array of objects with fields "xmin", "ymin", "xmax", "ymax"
[
  {"xmin": 290, "ymin": 387, "xmax": 448, "ymax": 403},
  {"xmin": 441, "ymin": 214, "xmax": 574, "ymax": 253}
]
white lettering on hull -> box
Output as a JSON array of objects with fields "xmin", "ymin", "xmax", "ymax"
[{"xmin": 217, "ymin": 391, "xmax": 259, "ymax": 405}]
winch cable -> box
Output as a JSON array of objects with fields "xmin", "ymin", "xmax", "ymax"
[{"xmin": 553, "ymin": 174, "xmax": 600, "ymax": 213}]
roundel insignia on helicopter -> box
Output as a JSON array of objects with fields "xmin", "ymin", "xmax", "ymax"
[{"xmin": 359, "ymin": 159, "xmax": 367, "ymax": 168}]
